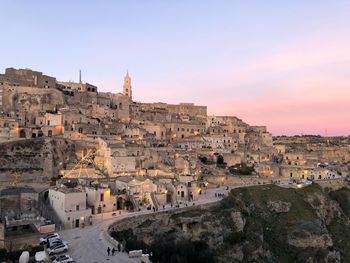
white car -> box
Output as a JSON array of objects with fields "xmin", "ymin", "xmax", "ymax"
[
  {"xmin": 40, "ymin": 233, "xmax": 60, "ymax": 244},
  {"xmin": 47, "ymin": 243, "xmax": 68, "ymax": 256},
  {"xmin": 48, "ymin": 239, "xmax": 68, "ymax": 249},
  {"xmin": 52, "ymin": 254, "xmax": 73, "ymax": 263}
]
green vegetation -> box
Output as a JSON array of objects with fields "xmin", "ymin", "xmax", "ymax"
[
  {"xmin": 0, "ymin": 245, "xmax": 44, "ymax": 262},
  {"xmin": 328, "ymin": 217, "xmax": 350, "ymax": 260},
  {"xmin": 219, "ymin": 184, "xmax": 328, "ymax": 262},
  {"xmin": 170, "ymin": 209, "xmax": 204, "ymax": 220},
  {"xmin": 328, "ymin": 187, "xmax": 350, "ymax": 259},
  {"xmin": 136, "ymin": 219, "xmax": 154, "ymax": 228},
  {"xmin": 223, "ymin": 231, "xmax": 245, "ymax": 245},
  {"xmin": 198, "ymin": 156, "xmax": 215, "ymax": 165},
  {"xmin": 110, "ymin": 228, "xmax": 134, "ymax": 243},
  {"xmin": 112, "ymin": 184, "xmax": 350, "ymax": 262},
  {"xmin": 111, "ymin": 227, "xmax": 214, "ymax": 263},
  {"xmin": 149, "ymin": 236, "xmax": 215, "ymax": 263},
  {"xmin": 229, "ymin": 162, "xmax": 255, "ymax": 175},
  {"xmin": 329, "ymin": 187, "xmax": 350, "ymax": 216}
]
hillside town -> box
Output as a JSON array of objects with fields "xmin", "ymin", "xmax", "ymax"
[{"xmin": 0, "ymin": 67, "xmax": 349, "ymax": 262}]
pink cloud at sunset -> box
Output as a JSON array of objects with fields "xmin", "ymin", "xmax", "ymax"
[{"xmin": 130, "ymin": 35, "xmax": 350, "ymax": 136}]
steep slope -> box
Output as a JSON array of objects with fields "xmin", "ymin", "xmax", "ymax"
[{"xmin": 110, "ymin": 183, "xmax": 350, "ymax": 263}]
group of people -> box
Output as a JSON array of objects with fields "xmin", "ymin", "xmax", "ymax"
[
  {"xmin": 215, "ymin": 192, "xmax": 225, "ymax": 198},
  {"xmin": 107, "ymin": 244, "xmax": 122, "ymax": 256}
]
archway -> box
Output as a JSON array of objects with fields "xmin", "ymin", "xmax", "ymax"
[
  {"xmin": 19, "ymin": 129, "xmax": 26, "ymax": 138},
  {"xmin": 117, "ymin": 197, "xmax": 125, "ymax": 210}
]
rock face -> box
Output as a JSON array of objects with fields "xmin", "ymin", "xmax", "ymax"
[
  {"xmin": 0, "ymin": 137, "xmax": 75, "ymax": 181},
  {"xmin": 110, "ymin": 184, "xmax": 350, "ymax": 263},
  {"xmin": 267, "ymin": 200, "xmax": 291, "ymax": 213},
  {"xmin": 230, "ymin": 211, "xmax": 245, "ymax": 231}
]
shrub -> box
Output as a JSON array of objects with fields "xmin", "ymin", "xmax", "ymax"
[{"xmin": 229, "ymin": 163, "xmax": 255, "ymax": 175}]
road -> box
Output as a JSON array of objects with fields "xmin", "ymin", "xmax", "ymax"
[{"xmin": 58, "ymin": 185, "xmax": 241, "ymax": 262}]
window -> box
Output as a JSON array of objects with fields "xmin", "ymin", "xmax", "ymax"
[
  {"xmin": 47, "ymin": 120, "xmax": 50, "ymax": 126},
  {"xmin": 76, "ymin": 205, "xmax": 80, "ymax": 211},
  {"xmin": 100, "ymin": 193, "xmax": 104, "ymax": 202}
]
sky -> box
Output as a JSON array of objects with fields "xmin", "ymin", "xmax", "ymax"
[{"xmin": 0, "ymin": 1, "xmax": 349, "ymax": 136}]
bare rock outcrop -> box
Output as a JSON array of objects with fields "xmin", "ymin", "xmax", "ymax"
[{"xmin": 267, "ymin": 200, "xmax": 291, "ymax": 213}]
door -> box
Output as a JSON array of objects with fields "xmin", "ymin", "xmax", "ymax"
[{"xmin": 75, "ymin": 219, "xmax": 79, "ymax": 228}]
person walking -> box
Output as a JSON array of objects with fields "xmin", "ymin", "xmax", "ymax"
[
  {"xmin": 112, "ymin": 248, "xmax": 115, "ymax": 256},
  {"xmin": 107, "ymin": 247, "xmax": 111, "ymax": 256}
]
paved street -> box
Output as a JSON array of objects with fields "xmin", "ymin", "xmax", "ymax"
[{"xmin": 58, "ymin": 185, "xmax": 235, "ymax": 262}]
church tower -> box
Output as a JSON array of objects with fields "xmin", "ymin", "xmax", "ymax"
[{"xmin": 123, "ymin": 71, "xmax": 132, "ymax": 99}]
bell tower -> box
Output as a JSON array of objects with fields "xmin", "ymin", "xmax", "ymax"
[{"xmin": 123, "ymin": 71, "xmax": 132, "ymax": 99}]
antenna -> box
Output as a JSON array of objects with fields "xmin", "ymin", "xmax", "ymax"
[{"xmin": 79, "ymin": 70, "xmax": 82, "ymax": 84}]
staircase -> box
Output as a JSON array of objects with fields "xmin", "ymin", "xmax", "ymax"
[
  {"xmin": 150, "ymin": 192, "xmax": 159, "ymax": 210},
  {"xmin": 128, "ymin": 194, "xmax": 139, "ymax": 211}
]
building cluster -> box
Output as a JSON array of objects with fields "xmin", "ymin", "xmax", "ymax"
[{"xmin": 0, "ymin": 67, "xmax": 349, "ymax": 235}]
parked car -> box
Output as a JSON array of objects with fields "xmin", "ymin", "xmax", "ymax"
[
  {"xmin": 47, "ymin": 243, "xmax": 68, "ymax": 256},
  {"xmin": 48, "ymin": 239, "xmax": 68, "ymax": 249},
  {"xmin": 47, "ymin": 237, "xmax": 61, "ymax": 247},
  {"xmin": 52, "ymin": 254, "xmax": 73, "ymax": 263},
  {"xmin": 39, "ymin": 233, "xmax": 60, "ymax": 245}
]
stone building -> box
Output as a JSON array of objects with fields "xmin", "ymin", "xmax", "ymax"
[
  {"xmin": 0, "ymin": 117, "xmax": 19, "ymax": 142},
  {"xmin": 85, "ymin": 185, "xmax": 116, "ymax": 214},
  {"xmin": 0, "ymin": 68, "xmax": 56, "ymax": 89},
  {"xmin": 123, "ymin": 71, "xmax": 132, "ymax": 99},
  {"xmin": 48, "ymin": 187, "xmax": 92, "ymax": 229},
  {"xmin": 0, "ymin": 187, "xmax": 38, "ymax": 220}
]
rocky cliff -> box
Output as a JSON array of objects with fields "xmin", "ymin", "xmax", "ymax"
[
  {"xmin": 110, "ymin": 183, "xmax": 350, "ymax": 263},
  {"xmin": 0, "ymin": 137, "xmax": 76, "ymax": 182}
]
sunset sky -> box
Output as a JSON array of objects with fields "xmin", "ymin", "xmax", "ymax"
[{"xmin": 1, "ymin": 1, "xmax": 349, "ymax": 136}]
